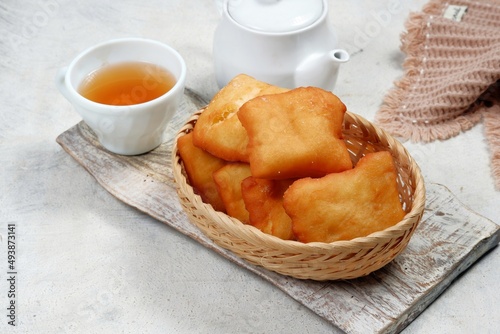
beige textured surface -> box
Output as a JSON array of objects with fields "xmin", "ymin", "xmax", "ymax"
[{"xmin": 1, "ymin": 0, "xmax": 500, "ymax": 333}]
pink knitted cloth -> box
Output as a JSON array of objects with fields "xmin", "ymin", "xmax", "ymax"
[{"xmin": 375, "ymin": 0, "xmax": 500, "ymax": 189}]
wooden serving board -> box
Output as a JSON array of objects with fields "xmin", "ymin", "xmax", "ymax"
[{"xmin": 56, "ymin": 89, "xmax": 500, "ymax": 334}]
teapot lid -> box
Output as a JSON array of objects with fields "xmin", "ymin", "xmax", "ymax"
[{"xmin": 227, "ymin": 0, "xmax": 325, "ymax": 33}]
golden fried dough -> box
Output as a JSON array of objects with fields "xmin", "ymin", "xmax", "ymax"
[
  {"xmin": 177, "ymin": 132, "xmax": 227, "ymax": 212},
  {"xmin": 238, "ymin": 86, "xmax": 352, "ymax": 179},
  {"xmin": 212, "ymin": 163, "xmax": 252, "ymax": 223},
  {"xmin": 192, "ymin": 74, "xmax": 288, "ymax": 162},
  {"xmin": 283, "ymin": 151, "xmax": 406, "ymax": 243},
  {"xmin": 241, "ymin": 177, "xmax": 296, "ymax": 240}
]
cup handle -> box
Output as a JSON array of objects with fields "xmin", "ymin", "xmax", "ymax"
[{"xmin": 55, "ymin": 67, "xmax": 73, "ymax": 102}]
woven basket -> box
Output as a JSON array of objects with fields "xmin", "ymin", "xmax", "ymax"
[{"xmin": 172, "ymin": 110, "xmax": 426, "ymax": 281}]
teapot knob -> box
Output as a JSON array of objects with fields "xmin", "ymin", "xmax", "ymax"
[{"xmin": 226, "ymin": 0, "xmax": 324, "ymax": 33}]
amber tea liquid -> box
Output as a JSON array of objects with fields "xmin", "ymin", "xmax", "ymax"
[{"xmin": 78, "ymin": 61, "xmax": 176, "ymax": 105}]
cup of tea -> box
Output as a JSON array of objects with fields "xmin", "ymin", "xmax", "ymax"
[{"xmin": 56, "ymin": 38, "xmax": 187, "ymax": 155}]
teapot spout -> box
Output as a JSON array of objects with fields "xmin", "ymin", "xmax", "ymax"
[
  {"xmin": 329, "ymin": 49, "xmax": 350, "ymax": 63},
  {"xmin": 294, "ymin": 49, "xmax": 349, "ymax": 91}
]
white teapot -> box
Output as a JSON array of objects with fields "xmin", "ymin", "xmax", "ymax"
[{"xmin": 213, "ymin": 0, "xmax": 349, "ymax": 91}]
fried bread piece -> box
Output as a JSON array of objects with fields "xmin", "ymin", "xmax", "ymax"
[
  {"xmin": 283, "ymin": 151, "xmax": 406, "ymax": 243},
  {"xmin": 241, "ymin": 177, "xmax": 296, "ymax": 240},
  {"xmin": 192, "ymin": 74, "xmax": 288, "ymax": 162},
  {"xmin": 212, "ymin": 163, "xmax": 252, "ymax": 223},
  {"xmin": 238, "ymin": 86, "xmax": 352, "ymax": 179},
  {"xmin": 177, "ymin": 132, "xmax": 227, "ymax": 212}
]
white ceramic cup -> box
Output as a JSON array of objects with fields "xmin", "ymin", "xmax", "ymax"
[{"xmin": 56, "ymin": 38, "xmax": 186, "ymax": 155}]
